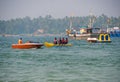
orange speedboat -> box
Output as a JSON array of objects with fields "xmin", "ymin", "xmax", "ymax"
[{"xmin": 12, "ymin": 43, "xmax": 44, "ymax": 49}]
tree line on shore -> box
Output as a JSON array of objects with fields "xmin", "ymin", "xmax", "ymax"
[{"xmin": 0, "ymin": 14, "xmax": 120, "ymax": 34}]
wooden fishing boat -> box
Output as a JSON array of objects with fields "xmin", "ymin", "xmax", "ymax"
[
  {"xmin": 12, "ymin": 43, "xmax": 44, "ymax": 49},
  {"xmin": 44, "ymin": 42, "xmax": 72, "ymax": 48}
]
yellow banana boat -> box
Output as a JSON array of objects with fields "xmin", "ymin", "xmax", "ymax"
[{"xmin": 44, "ymin": 42, "xmax": 72, "ymax": 48}]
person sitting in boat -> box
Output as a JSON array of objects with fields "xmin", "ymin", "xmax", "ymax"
[
  {"xmin": 65, "ymin": 38, "xmax": 68, "ymax": 44},
  {"xmin": 18, "ymin": 38, "xmax": 22, "ymax": 44},
  {"xmin": 62, "ymin": 37, "xmax": 65, "ymax": 44},
  {"xmin": 58, "ymin": 37, "xmax": 62, "ymax": 44},
  {"xmin": 53, "ymin": 37, "xmax": 57, "ymax": 44}
]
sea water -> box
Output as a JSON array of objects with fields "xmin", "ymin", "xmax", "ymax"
[{"xmin": 0, "ymin": 36, "xmax": 120, "ymax": 82}]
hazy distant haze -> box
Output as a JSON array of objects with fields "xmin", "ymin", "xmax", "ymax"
[{"xmin": 0, "ymin": 0, "xmax": 120, "ymax": 20}]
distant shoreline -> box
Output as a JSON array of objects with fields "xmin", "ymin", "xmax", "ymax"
[{"xmin": 0, "ymin": 33, "xmax": 65, "ymax": 37}]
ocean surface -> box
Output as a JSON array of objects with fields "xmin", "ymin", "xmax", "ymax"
[{"xmin": 0, "ymin": 36, "xmax": 120, "ymax": 82}]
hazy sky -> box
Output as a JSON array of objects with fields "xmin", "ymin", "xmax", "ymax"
[{"xmin": 0, "ymin": 0, "xmax": 120, "ymax": 20}]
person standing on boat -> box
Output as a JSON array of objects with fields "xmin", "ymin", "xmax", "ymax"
[
  {"xmin": 18, "ymin": 38, "xmax": 22, "ymax": 44},
  {"xmin": 53, "ymin": 37, "xmax": 57, "ymax": 44},
  {"xmin": 74, "ymin": 33, "xmax": 76, "ymax": 39}
]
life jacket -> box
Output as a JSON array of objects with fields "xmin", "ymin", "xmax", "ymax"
[
  {"xmin": 62, "ymin": 38, "xmax": 65, "ymax": 44},
  {"xmin": 65, "ymin": 39, "xmax": 68, "ymax": 44},
  {"xmin": 54, "ymin": 39, "xmax": 57, "ymax": 44},
  {"xmin": 58, "ymin": 39, "xmax": 62, "ymax": 44},
  {"xmin": 18, "ymin": 39, "xmax": 22, "ymax": 44}
]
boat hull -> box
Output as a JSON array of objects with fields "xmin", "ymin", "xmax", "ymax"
[
  {"xmin": 97, "ymin": 41, "xmax": 111, "ymax": 43},
  {"xmin": 12, "ymin": 43, "xmax": 44, "ymax": 49},
  {"xmin": 44, "ymin": 42, "xmax": 72, "ymax": 48},
  {"xmin": 87, "ymin": 40, "xmax": 111, "ymax": 43},
  {"xmin": 87, "ymin": 33, "xmax": 111, "ymax": 43},
  {"xmin": 87, "ymin": 38, "xmax": 98, "ymax": 43},
  {"xmin": 68, "ymin": 33, "xmax": 99, "ymax": 40}
]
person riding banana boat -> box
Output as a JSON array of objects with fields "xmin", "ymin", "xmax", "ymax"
[
  {"xmin": 53, "ymin": 37, "xmax": 68, "ymax": 45},
  {"xmin": 44, "ymin": 37, "xmax": 71, "ymax": 48}
]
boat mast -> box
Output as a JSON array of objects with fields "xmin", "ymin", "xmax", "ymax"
[
  {"xmin": 88, "ymin": 9, "xmax": 95, "ymax": 28},
  {"xmin": 70, "ymin": 13, "xmax": 74, "ymax": 30},
  {"xmin": 70, "ymin": 18, "xmax": 72, "ymax": 31}
]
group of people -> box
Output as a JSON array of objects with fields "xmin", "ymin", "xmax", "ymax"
[{"xmin": 53, "ymin": 37, "xmax": 68, "ymax": 44}]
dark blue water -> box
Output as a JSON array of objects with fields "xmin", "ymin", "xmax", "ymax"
[{"xmin": 0, "ymin": 36, "xmax": 120, "ymax": 82}]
